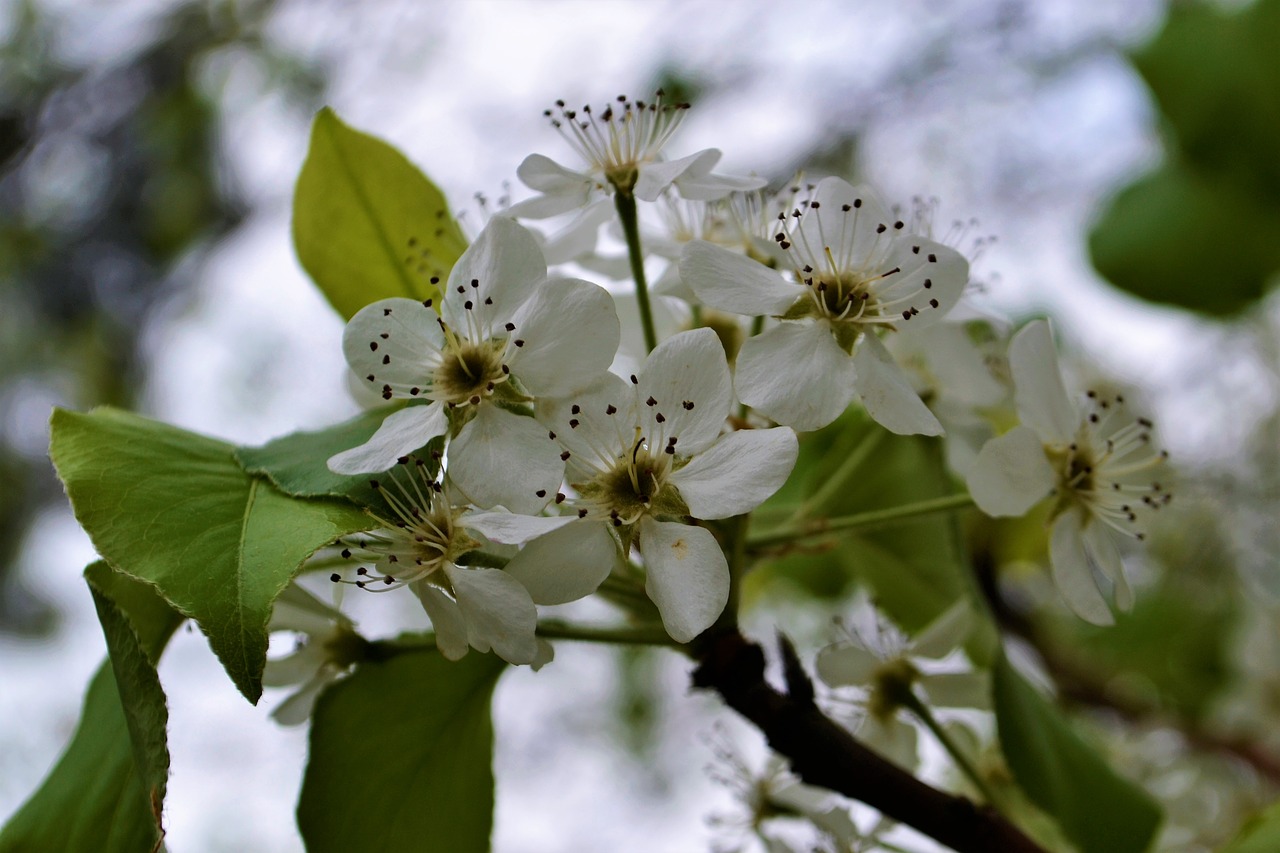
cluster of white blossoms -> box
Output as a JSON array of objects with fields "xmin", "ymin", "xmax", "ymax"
[{"xmin": 273, "ymin": 92, "xmax": 1170, "ymax": 678}]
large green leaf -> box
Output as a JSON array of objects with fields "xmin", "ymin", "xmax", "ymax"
[
  {"xmin": 993, "ymin": 654, "xmax": 1162, "ymax": 853},
  {"xmin": 1220, "ymin": 800, "xmax": 1280, "ymax": 853},
  {"xmin": 297, "ymin": 649, "xmax": 505, "ymax": 852},
  {"xmin": 1089, "ymin": 167, "xmax": 1280, "ymax": 316},
  {"xmin": 293, "ymin": 107, "xmax": 467, "ymax": 320},
  {"xmin": 0, "ymin": 564, "xmax": 182, "ymax": 853},
  {"xmin": 50, "ymin": 407, "xmax": 376, "ymax": 702}
]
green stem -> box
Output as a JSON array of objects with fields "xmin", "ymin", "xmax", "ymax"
[
  {"xmin": 901, "ymin": 692, "xmax": 1006, "ymax": 813},
  {"xmin": 690, "ymin": 304, "xmax": 704, "ymax": 328},
  {"xmin": 749, "ymin": 314, "xmax": 765, "ymax": 338},
  {"xmin": 615, "ymin": 192, "xmax": 658, "ymax": 353},
  {"xmin": 536, "ymin": 619, "xmax": 681, "ymax": 648},
  {"xmin": 749, "ymin": 493, "xmax": 975, "ymax": 550},
  {"xmin": 790, "ymin": 428, "xmax": 887, "ymax": 522}
]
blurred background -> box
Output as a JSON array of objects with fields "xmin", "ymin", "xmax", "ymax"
[{"xmin": 2, "ymin": 0, "xmax": 1278, "ymax": 850}]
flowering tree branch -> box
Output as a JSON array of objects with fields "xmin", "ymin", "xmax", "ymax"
[{"xmin": 691, "ymin": 630, "xmax": 1047, "ymax": 853}]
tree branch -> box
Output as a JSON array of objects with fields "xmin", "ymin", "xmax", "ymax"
[{"xmin": 691, "ymin": 630, "xmax": 1047, "ymax": 853}]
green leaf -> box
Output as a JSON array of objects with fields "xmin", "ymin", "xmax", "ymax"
[
  {"xmin": 50, "ymin": 407, "xmax": 375, "ymax": 702},
  {"xmin": 1089, "ymin": 167, "xmax": 1280, "ymax": 316},
  {"xmin": 993, "ymin": 654, "xmax": 1162, "ymax": 853},
  {"xmin": 297, "ymin": 649, "xmax": 505, "ymax": 853},
  {"xmin": 1220, "ymin": 800, "xmax": 1280, "ymax": 853},
  {"xmin": 235, "ymin": 407, "xmax": 393, "ymax": 505},
  {"xmin": 0, "ymin": 564, "xmax": 182, "ymax": 853},
  {"xmin": 293, "ymin": 107, "xmax": 467, "ymax": 319}
]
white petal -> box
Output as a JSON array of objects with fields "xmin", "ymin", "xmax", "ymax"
[
  {"xmin": 736, "ymin": 322, "xmax": 856, "ymax": 431},
  {"xmin": 637, "ymin": 328, "xmax": 733, "ymax": 456},
  {"xmin": 517, "ymin": 153, "xmax": 593, "ymax": 193},
  {"xmin": 909, "ymin": 322, "xmax": 1005, "ymax": 407},
  {"xmin": 670, "ymin": 427, "xmax": 798, "ymax": 519},
  {"xmin": 797, "ymin": 179, "xmax": 892, "ymax": 266},
  {"xmin": 1083, "ymin": 519, "xmax": 1133, "ymax": 611},
  {"xmin": 507, "ymin": 278, "xmax": 620, "ymax": 397},
  {"xmin": 815, "ymin": 642, "xmax": 882, "ymax": 688},
  {"xmin": 342, "ymin": 297, "xmax": 444, "ymax": 397},
  {"xmin": 413, "ymin": 583, "xmax": 470, "ymax": 660},
  {"xmin": 666, "ymin": 148, "xmax": 766, "ymax": 201},
  {"xmin": 327, "ymin": 402, "xmax": 448, "ymax": 474},
  {"xmin": 262, "ymin": 644, "xmax": 327, "ymax": 687},
  {"xmin": 639, "ymin": 517, "xmax": 729, "ymax": 643},
  {"xmin": 967, "ymin": 425, "xmax": 1055, "ymax": 517},
  {"xmin": 880, "ymin": 238, "xmax": 969, "ymax": 330},
  {"xmin": 920, "ymin": 672, "xmax": 992, "ymax": 710},
  {"xmin": 448, "ymin": 565, "xmax": 538, "ymax": 665},
  {"xmin": 1009, "ymin": 320, "xmax": 1078, "ymax": 446},
  {"xmin": 537, "ymin": 372, "xmax": 637, "ymax": 482},
  {"xmin": 531, "ymin": 638, "xmax": 555, "ymax": 671},
  {"xmin": 853, "ymin": 334, "xmax": 943, "ymax": 436},
  {"xmin": 449, "ymin": 405, "xmax": 563, "ymax": 514},
  {"xmin": 1050, "ymin": 510, "xmax": 1114, "ymax": 626},
  {"xmin": 680, "ymin": 240, "xmax": 798, "ymax": 316},
  {"xmin": 862, "ymin": 716, "xmax": 918, "ymax": 771},
  {"xmin": 463, "ymin": 511, "xmax": 576, "ymax": 545},
  {"xmin": 633, "ymin": 150, "xmax": 713, "ymax": 202},
  {"xmin": 269, "ymin": 583, "xmax": 346, "ymax": 635},
  {"xmin": 910, "ymin": 601, "xmax": 972, "ymax": 659},
  {"xmin": 442, "ymin": 217, "xmax": 546, "ymax": 331},
  {"xmin": 503, "ymin": 520, "xmax": 619, "ymax": 605},
  {"xmin": 270, "ymin": 668, "xmax": 338, "ymax": 726},
  {"xmin": 537, "ymin": 198, "xmax": 613, "ymax": 264}
]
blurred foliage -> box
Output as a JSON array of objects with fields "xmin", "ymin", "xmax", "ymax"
[
  {"xmin": 0, "ymin": 0, "xmax": 323, "ymax": 633},
  {"xmin": 1090, "ymin": 0, "xmax": 1280, "ymax": 316}
]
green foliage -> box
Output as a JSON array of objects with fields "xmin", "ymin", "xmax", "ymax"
[
  {"xmin": 293, "ymin": 107, "xmax": 467, "ymax": 320},
  {"xmin": 1090, "ymin": 0, "xmax": 1280, "ymax": 315},
  {"xmin": 49, "ymin": 407, "xmax": 375, "ymax": 702},
  {"xmin": 753, "ymin": 410, "xmax": 978, "ymax": 636},
  {"xmin": 297, "ymin": 649, "xmax": 505, "ymax": 853},
  {"xmin": 0, "ymin": 563, "xmax": 181, "ymax": 853},
  {"xmin": 1220, "ymin": 800, "xmax": 1280, "ymax": 853},
  {"xmin": 993, "ymin": 654, "xmax": 1162, "ymax": 853}
]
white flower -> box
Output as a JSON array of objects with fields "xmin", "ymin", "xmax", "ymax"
[
  {"xmin": 506, "ymin": 92, "xmax": 764, "ymax": 218},
  {"xmin": 326, "ymin": 217, "xmax": 620, "ymax": 514},
  {"xmin": 331, "ymin": 460, "xmax": 545, "ymax": 665},
  {"xmin": 679, "ymin": 177, "xmax": 969, "ymax": 433},
  {"xmin": 816, "ymin": 601, "xmax": 987, "ymax": 770},
  {"xmin": 263, "ymin": 583, "xmax": 362, "ymax": 725},
  {"xmin": 525, "ymin": 328, "xmax": 798, "ymax": 642},
  {"xmin": 967, "ymin": 320, "xmax": 1172, "ymax": 625}
]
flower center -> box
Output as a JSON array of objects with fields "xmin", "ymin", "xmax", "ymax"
[
  {"xmin": 432, "ymin": 336, "xmax": 509, "ymax": 407},
  {"xmin": 591, "ymin": 440, "xmax": 675, "ymax": 525}
]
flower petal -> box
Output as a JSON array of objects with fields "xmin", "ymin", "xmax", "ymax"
[
  {"xmin": 853, "ymin": 333, "xmax": 943, "ymax": 436},
  {"xmin": 880, "ymin": 238, "xmax": 969, "ymax": 330},
  {"xmin": 270, "ymin": 667, "xmax": 339, "ymax": 726},
  {"xmin": 815, "ymin": 642, "xmax": 882, "ymax": 687},
  {"xmin": 639, "ymin": 517, "xmax": 729, "ymax": 643},
  {"xmin": 634, "ymin": 150, "xmax": 714, "ymax": 202},
  {"xmin": 669, "ymin": 148, "xmax": 766, "ymax": 201},
  {"xmin": 537, "ymin": 371, "xmax": 636, "ymax": 481},
  {"xmin": 680, "ymin": 240, "xmax": 799, "ymax": 316},
  {"xmin": 797, "ymin": 179, "xmax": 892, "ymax": 266},
  {"xmin": 1009, "ymin": 320, "xmax": 1077, "ymax": 446},
  {"xmin": 507, "ymin": 277, "xmax": 620, "ymax": 397},
  {"xmin": 449, "ymin": 405, "xmax": 563, "ymax": 514},
  {"xmin": 920, "ymin": 672, "xmax": 991, "ymax": 710},
  {"xmin": 327, "ymin": 402, "xmax": 448, "ymax": 474},
  {"xmin": 342, "ymin": 297, "xmax": 445, "ymax": 397},
  {"xmin": 1050, "ymin": 510, "xmax": 1114, "ymax": 626},
  {"xmin": 463, "ymin": 511, "xmax": 576, "ymax": 545},
  {"xmin": 447, "ymin": 565, "xmax": 538, "ymax": 665},
  {"xmin": 442, "ymin": 217, "xmax": 546, "ymax": 331},
  {"xmin": 637, "ymin": 328, "xmax": 733, "ymax": 456},
  {"xmin": 413, "ymin": 583, "xmax": 470, "ymax": 660},
  {"xmin": 861, "ymin": 716, "xmax": 918, "ymax": 771},
  {"xmin": 910, "ymin": 601, "xmax": 972, "ymax": 659},
  {"xmin": 1083, "ymin": 518, "xmax": 1133, "ymax": 611},
  {"xmin": 736, "ymin": 322, "xmax": 857, "ymax": 431},
  {"xmin": 503, "ymin": 520, "xmax": 619, "ymax": 605},
  {"xmin": 669, "ymin": 427, "xmax": 798, "ymax": 519},
  {"xmin": 507, "ymin": 154, "xmax": 596, "ymax": 218},
  {"xmin": 967, "ymin": 425, "xmax": 1055, "ymax": 517}
]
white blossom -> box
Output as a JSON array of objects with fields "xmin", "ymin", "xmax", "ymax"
[
  {"xmin": 967, "ymin": 319, "xmax": 1172, "ymax": 625},
  {"xmin": 327, "ymin": 217, "xmax": 620, "ymax": 514},
  {"xmin": 680, "ymin": 177, "xmax": 969, "ymax": 433},
  {"xmin": 263, "ymin": 583, "xmax": 362, "ymax": 725},
  {"xmin": 522, "ymin": 328, "xmax": 798, "ymax": 643},
  {"xmin": 506, "ymin": 92, "xmax": 764, "ymax": 219}
]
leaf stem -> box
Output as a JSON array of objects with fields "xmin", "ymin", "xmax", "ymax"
[
  {"xmin": 749, "ymin": 493, "xmax": 975, "ymax": 550},
  {"xmin": 790, "ymin": 428, "xmax": 887, "ymax": 522},
  {"xmin": 615, "ymin": 192, "xmax": 658, "ymax": 353},
  {"xmin": 901, "ymin": 692, "xmax": 1007, "ymax": 813},
  {"xmin": 536, "ymin": 619, "xmax": 682, "ymax": 649}
]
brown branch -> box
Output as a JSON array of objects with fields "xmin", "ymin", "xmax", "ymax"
[{"xmin": 691, "ymin": 630, "xmax": 1046, "ymax": 853}]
